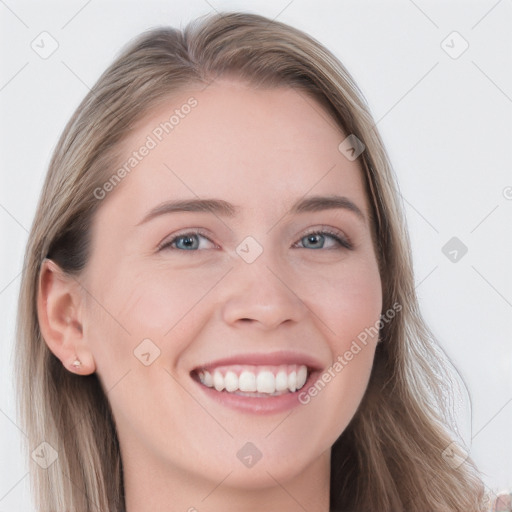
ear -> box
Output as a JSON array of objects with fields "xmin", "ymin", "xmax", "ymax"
[{"xmin": 37, "ymin": 258, "xmax": 96, "ymax": 375}]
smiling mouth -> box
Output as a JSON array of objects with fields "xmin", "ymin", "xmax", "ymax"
[{"xmin": 192, "ymin": 364, "xmax": 310, "ymax": 397}]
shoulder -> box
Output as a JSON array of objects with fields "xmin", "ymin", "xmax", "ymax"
[{"xmin": 488, "ymin": 490, "xmax": 511, "ymax": 511}]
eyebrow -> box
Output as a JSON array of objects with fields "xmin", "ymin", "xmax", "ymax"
[{"xmin": 137, "ymin": 194, "xmax": 366, "ymax": 226}]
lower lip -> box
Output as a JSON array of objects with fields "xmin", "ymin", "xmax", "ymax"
[{"xmin": 193, "ymin": 371, "xmax": 319, "ymax": 414}]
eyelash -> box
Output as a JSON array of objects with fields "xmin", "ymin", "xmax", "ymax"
[{"xmin": 157, "ymin": 227, "xmax": 353, "ymax": 252}]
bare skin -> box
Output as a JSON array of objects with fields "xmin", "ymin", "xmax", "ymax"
[{"xmin": 38, "ymin": 79, "xmax": 382, "ymax": 511}]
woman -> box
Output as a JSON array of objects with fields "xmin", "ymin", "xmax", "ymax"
[{"xmin": 15, "ymin": 11, "xmax": 486, "ymax": 511}]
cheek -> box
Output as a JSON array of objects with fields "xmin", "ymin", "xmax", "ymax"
[
  {"xmin": 294, "ymin": 257, "xmax": 382, "ymax": 436},
  {"xmin": 82, "ymin": 260, "xmax": 231, "ymax": 392},
  {"xmin": 81, "ymin": 269, "xmax": 200, "ymax": 438},
  {"xmin": 89, "ymin": 259, "xmax": 226, "ymax": 334},
  {"xmin": 299, "ymin": 256, "xmax": 383, "ymax": 348},
  {"xmin": 329, "ymin": 270, "xmax": 382, "ymax": 348}
]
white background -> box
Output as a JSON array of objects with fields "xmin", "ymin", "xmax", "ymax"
[{"xmin": 1, "ymin": 0, "xmax": 511, "ymax": 510}]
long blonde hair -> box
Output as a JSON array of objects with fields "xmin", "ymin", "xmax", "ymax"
[{"xmin": 15, "ymin": 11, "xmax": 485, "ymax": 511}]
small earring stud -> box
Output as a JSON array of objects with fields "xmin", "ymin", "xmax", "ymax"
[{"xmin": 71, "ymin": 358, "xmax": 82, "ymax": 370}]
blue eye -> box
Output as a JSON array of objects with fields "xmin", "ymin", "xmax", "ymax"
[
  {"xmin": 297, "ymin": 230, "xmax": 352, "ymax": 250},
  {"xmin": 159, "ymin": 231, "xmax": 215, "ymax": 251},
  {"xmin": 173, "ymin": 234, "xmax": 200, "ymax": 250}
]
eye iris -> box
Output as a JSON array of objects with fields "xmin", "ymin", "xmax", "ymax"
[
  {"xmin": 176, "ymin": 235, "xmax": 199, "ymax": 250},
  {"xmin": 303, "ymin": 233, "xmax": 324, "ymax": 249}
]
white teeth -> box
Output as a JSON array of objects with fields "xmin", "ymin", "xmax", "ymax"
[
  {"xmin": 197, "ymin": 364, "xmax": 309, "ymax": 395},
  {"xmin": 297, "ymin": 365, "xmax": 308, "ymax": 389},
  {"xmin": 239, "ymin": 371, "xmax": 257, "ymax": 392},
  {"xmin": 288, "ymin": 370, "xmax": 297, "ymax": 392},
  {"xmin": 202, "ymin": 370, "xmax": 213, "ymax": 388},
  {"xmin": 224, "ymin": 371, "xmax": 238, "ymax": 392},
  {"xmin": 275, "ymin": 369, "xmax": 288, "ymax": 391},
  {"xmin": 213, "ymin": 370, "xmax": 225, "ymax": 392},
  {"xmin": 256, "ymin": 371, "xmax": 275, "ymax": 393}
]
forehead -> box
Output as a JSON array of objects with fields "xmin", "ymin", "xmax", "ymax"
[{"xmin": 102, "ymin": 79, "xmax": 369, "ymax": 222}]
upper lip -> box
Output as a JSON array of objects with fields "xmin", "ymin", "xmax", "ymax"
[{"xmin": 192, "ymin": 351, "xmax": 324, "ymax": 373}]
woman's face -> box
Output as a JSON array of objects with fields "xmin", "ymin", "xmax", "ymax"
[{"xmin": 80, "ymin": 79, "xmax": 382, "ymax": 493}]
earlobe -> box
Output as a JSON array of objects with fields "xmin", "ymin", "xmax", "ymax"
[{"xmin": 37, "ymin": 258, "xmax": 95, "ymax": 375}]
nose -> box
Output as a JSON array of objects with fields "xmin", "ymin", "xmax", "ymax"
[{"xmin": 220, "ymin": 257, "xmax": 308, "ymax": 330}]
